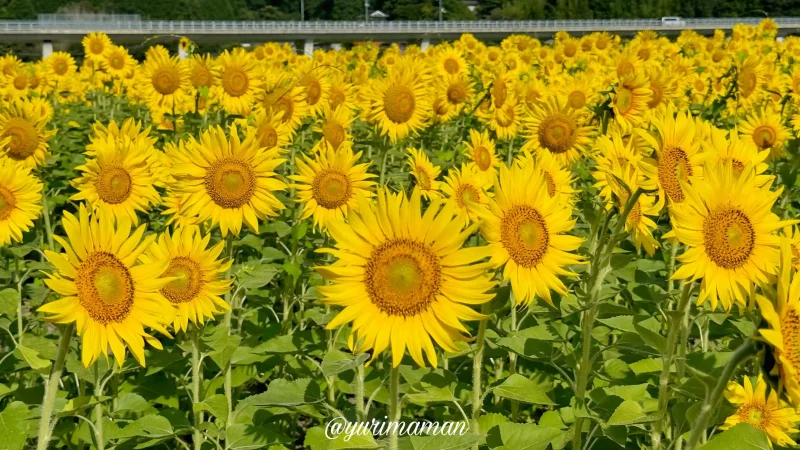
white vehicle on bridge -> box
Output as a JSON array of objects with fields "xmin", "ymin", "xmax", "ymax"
[{"xmin": 661, "ymin": 16, "xmax": 686, "ymax": 26}]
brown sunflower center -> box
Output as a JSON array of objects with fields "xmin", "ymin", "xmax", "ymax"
[
  {"xmin": 259, "ymin": 123, "xmax": 279, "ymax": 149},
  {"xmin": 658, "ymin": 146, "xmax": 693, "ymax": 203},
  {"xmin": 568, "ymin": 91, "xmax": 586, "ymax": 109},
  {"xmin": 648, "ymin": 82, "xmax": 663, "ymax": 108},
  {"xmin": 474, "ymin": 146, "xmax": 491, "ymax": 171},
  {"xmin": 702, "ymin": 207, "xmax": 755, "ymax": 269},
  {"xmin": 492, "ymin": 80, "xmax": 508, "ymax": 109},
  {"xmin": 752, "ymin": 125, "xmax": 777, "ymax": 149},
  {"xmin": 456, "ymin": 184, "xmax": 480, "ymax": 208},
  {"xmin": 3, "ymin": 117, "xmax": 39, "ymax": 160},
  {"xmin": 501, "ymin": 205, "xmax": 549, "ymax": 268},
  {"xmin": 563, "ymin": 42, "xmax": 577, "ymax": 57},
  {"xmin": 443, "ymin": 57, "xmax": 460, "ymax": 74},
  {"xmin": 312, "ymin": 169, "xmax": 352, "ymax": 209},
  {"xmin": 303, "ymin": 77, "xmax": 322, "ymax": 106},
  {"xmin": 365, "ymin": 239, "xmax": 441, "ymax": 317},
  {"xmin": 736, "ymin": 402, "xmax": 771, "ymax": 430},
  {"xmin": 96, "ymin": 166, "xmax": 133, "ymax": 205},
  {"xmin": 447, "ymin": 83, "xmax": 467, "ymax": 104},
  {"xmin": 109, "ymin": 53, "xmax": 125, "ymax": 71},
  {"xmin": 192, "ymin": 66, "xmax": 213, "ymax": 88},
  {"xmin": 329, "ymin": 88, "xmax": 345, "ymax": 110},
  {"xmin": 538, "ymin": 113, "xmax": 577, "ymax": 154},
  {"xmin": 496, "ymin": 107, "xmax": 516, "ymax": 128},
  {"xmin": 544, "ymin": 171, "xmax": 556, "ymax": 198},
  {"xmin": 383, "ymin": 84, "xmax": 416, "ymax": 124},
  {"xmin": 323, "ymin": 121, "xmax": 346, "ymax": 150},
  {"xmin": 76, "ymin": 252, "xmax": 134, "ymax": 324},
  {"xmin": 222, "ymin": 67, "xmax": 249, "ymax": 97},
  {"xmin": 618, "ymin": 62, "xmax": 635, "ymax": 78},
  {"xmin": 205, "ymin": 157, "xmax": 255, "ymax": 208},
  {"xmin": 53, "ymin": 59, "xmax": 68, "ymax": 76},
  {"xmin": 89, "ymin": 39, "xmax": 105, "ymax": 55},
  {"xmin": 161, "ymin": 256, "xmax": 204, "ymax": 304},
  {"xmin": 152, "ymin": 65, "xmax": 180, "ymax": 95},
  {"xmin": 13, "ymin": 74, "xmax": 27, "ymax": 90},
  {"xmin": 780, "ymin": 308, "xmax": 800, "ymax": 373},
  {"xmin": 740, "ymin": 70, "xmax": 757, "ymax": 95},
  {"xmin": 0, "ymin": 186, "xmax": 16, "ymax": 220},
  {"xmin": 415, "ymin": 167, "xmax": 431, "ymax": 190},
  {"xmin": 615, "ymin": 88, "xmax": 634, "ymax": 115},
  {"xmin": 433, "ymin": 98, "xmax": 450, "ymax": 116}
]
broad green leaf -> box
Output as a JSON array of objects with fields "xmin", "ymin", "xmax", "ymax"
[
  {"xmin": 252, "ymin": 334, "xmax": 301, "ymax": 354},
  {"xmin": 603, "ymin": 384, "xmax": 650, "ymax": 402},
  {"xmin": 113, "ymin": 414, "xmax": 174, "ymax": 439},
  {"xmin": 0, "ymin": 288, "xmax": 18, "ymax": 317},
  {"xmin": 634, "ymin": 322, "xmax": 667, "ymax": 353},
  {"xmin": 538, "ymin": 411, "xmax": 565, "ymax": 429},
  {"xmin": 304, "ymin": 425, "xmax": 379, "ymax": 450},
  {"xmin": 598, "ymin": 316, "xmax": 636, "ymax": 332},
  {"xmin": 697, "ymin": 423, "xmax": 770, "ymax": 450},
  {"xmin": 114, "ymin": 393, "xmax": 150, "ymax": 414},
  {"xmin": 0, "ymin": 401, "xmax": 34, "ymax": 450},
  {"xmin": 485, "ymin": 423, "xmax": 565, "ymax": 450},
  {"xmin": 225, "ymin": 423, "xmax": 292, "ymax": 449},
  {"xmin": 14, "ymin": 345, "xmax": 51, "ymax": 373},
  {"xmin": 57, "ymin": 395, "xmax": 110, "ymax": 417},
  {"xmin": 629, "ymin": 358, "xmax": 662, "ymax": 375},
  {"xmin": 238, "ymin": 378, "xmax": 322, "ymax": 407},
  {"xmin": 491, "ymin": 374, "xmax": 555, "ymax": 405},
  {"xmin": 607, "ymin": 400, "xmax": 662, "ymax": 426},
  {"xmin": 194, "ymin": 394, "xmax": 229, "ymax": 426},
  {"xmin": 321, "ymin": 350, "xmax": 369, "ymax": 378},
  {"xmin": 409, "ymin": 433, "xmax": 480, "ymax": 450}
]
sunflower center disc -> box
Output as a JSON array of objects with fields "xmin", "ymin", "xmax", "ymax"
[
  {"xmin": 539, "ymin": 114, "xmax": 576, "ymax": 154},
  {"xmin": 303, "ymin": 78, "xmax": 322, "ymax": 105},
  {"xmin": 110, "ymin": 55, "xmax": 125, "ymax": 70},
  {"xmin": 13, "ymin": 75, "xmax": 26, "ymax": 90},
  {"xmin": 615, "ymin": 88, "xmax": 633, "ymax": 114},
  {"xmin": 443, "ymin": 58, "xmax": 460, "ymax": 74},
  {"xmin": 162, "ymin": 257, "xmax": 204, "ymax": 303},
  {"xmin": 416, "ymin": 167, "xmax": 431, "ymax": 190},
  {"xmin": 475, "ymin": 147, "xmax": 491, "ymax": 171},
  {"xmin": 648, "ymin": 83, "xmax": 663, "ymax": 108},
  {"xmin": 365, "ymin": 239, "xmax": 441, "ymax": 317},
  {"xmin": 544, "ymin": 172, "xmax": 556, "ymax": 197},
  {"xmin": 492, "ymin": 81, "xmax": 507, "ymax": 108},
  {"xmin": 740, "ymin": 71, "xmax": 757, "ymax": 95},
  {"xmin": 752, "ymin": 125, "xmax": 777, "ymax": 149},
  {"xmin": 205, "ymin": 158, "xmax": 255, "ymax": 208},
  {"xmin": 259, "ymin": 124, "xmax": 278, "ymax": 149},
  {"xmin": 3, "ymin": 118, "xmax": 39, "ymax": 160},
  {"xmin": 223, "ymin": 68, "xmax": 249, "ymax": 97},
  {"xmin": 90, "ymin": 40, "xmax": 104, "ymax": 55},
  {"xmin": 447, "ymin": 84, "xmax": 466, "ymax": 104},
  {"xmin": 322, "ymin": 121, "xmax": 345, "ymax": 150},
  {"xmin": 152, "ymin": 67, "xmax": 179, "ymax": 95},
  {"xmin": 658, "ymin": 146, "xmax": 693, "ymax": 203},
  {"xmin": 0, "ymin": 186, "xmax": 16, "ymax": 220},
  {"xmin": 501, "ymin": 205, "xmax": 550, "ymax": 268},
  {"xmin": 77, "ymin": 252, "xmax": 134, "ymax": 324},
  {"xmin": 568, "ymin": 91, "xmax": 586, "ymax": 109},
  {"xmin": 192, "ymin": 67, "xmax": 212, "ymax": 88},
  {"xmin": 330, "ymin": 89, "xmax": 345, "ymax": 109},
  {"xmin": 702, "ymin": 208, "xmax": 756, "ymax": 269},
  {"xmin": 54, "ymin": 61, "xmax": 68, "ymax": 75},
  {"xmin": 96, "ymin": 166, "xmax": 133, "ymax": 205},
  {"xmin": 457, "ymin": 185, "xmax": 479, "ymax": 207},
  {"xmin": 384, "ymin": 85, "xmax": 416, "ymax": 124},
  {"xmin": 496, "ymin": 107, "xmax": 516, "ymax": 127},
  {"xmin": 312, "ymin": 169, "xmax": 352, "ymax": 209}
]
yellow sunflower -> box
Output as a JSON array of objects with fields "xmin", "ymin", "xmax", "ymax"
[
  {"xmin": 39, "ymin": 205, "xmax": 173, "ymax": 367},
  {"xmin": 316, "ymin": 188, "xmax": 496, "ymax": 367},
  {"xmin": 213, "ymin": 48, "xmax": 260, "ymax": 116},
  {"xmin": 82, "ymin": 32, "xmax": 113, "ymax": 61},
  {"xmin": 441, "ymin": 164, "xmax": 491, "ymax": 226},
  {"xmin": 141, "ymin": 227, "xmax": 232, "ymax": 333},
  {"xmin": 167, "ymin": 125, "xmax": 286, "ymax": 237},
  {"xmin": 605, "ymin": 159, "xmax": 663, "ymax": 256},
  {"xmin": 248, "ymin": 108, "xmax": 292, "ymax": 153},
  {"xmin": 464, "ymin": 129, "xmax": 500, "ymax": 184},
  {"xmin": 189, "ymin": 54, "xmax": 217, "ymax": 90},
  {"xmin": 517, "ymin": 150, "xmax": 578, "ymax": 202},
  {"xmin": 407, "ymin": 148, "xmax": 442, "ymax": 199},
  {"xmin": 290, "ymin": 143, "xmax": 375, "ymax": 230},
  {"xmin": 313, "ymin": 104, "xmax": 353, "ymax": 152},
  {"xmin": 612, "ymin": 72, "xmax": 652, "ymax": 130},
  {"xmin": 367, "ymin": 60, "xmax": 431, "ymax": 142},
  {"xmin": 591, "ymin": 130, "xmax": 657, "ymax": 204},
  {"xmin": 70, "ymin": 134, "xmax": 161, "ymax": 225},
  {"xmin": 0, "ymin": 99, "xmax": 56, "ymax": 167},
  {"xmin": 439, "ymin": 73, "xmax": 475, "ymax": 110},
  {"xmin": 436, "ymin": 46, "xmax": 468, "ymax": 75},
  {"xmin": 670, "ymin": 162, "xmax": 793, "ymax": 311},
  {"xmin": 296, "ymin": 62, "xmax": 331, "ymax": 117},
  {"xmin": 739, "ymin": 107, "xmax": 790, "ymax": 162},
  {"xmin": 142, "ymin": 49, "xmax": 191, "ymax": 110},
  {"xmin": 486, "ymin": 99, "xmax": 523, "ymax": 141},
  {"xmin": 721, "ymin": 375, "xmax": 800, "ymax": 447},
  {"xmin": 257, "ymin": 70, "xmax": 309, "ymax": 132},
  {"xmin": 481, "ymin": 162, "xmax": 585, "ymax": 306},
  {"xmin": 0, "ymin": 159, "xmax": 42, "ymax": 246},
  {"xmin": 521, "ymin": 95, "xmax": 593, "ymax": 165},
  {"xmin": 104, "ymin": 45, "xmax": 135, "ymax": 79},
  {"xmin": 706, "ymin": 126, "xmax": 772, "ymax": 186}
]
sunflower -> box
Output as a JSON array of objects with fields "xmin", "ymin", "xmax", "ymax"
[
  {"xmin": 605, "ymin": 159, "xmax": 663, "ymax": 256},
  {"xmin": 486, "ymin": 99, "xmax": 523, "ymax": 141},
  {"xmin": 367, "ymin": 60, "xmax": 431, "ymax": 142},
  {"xmin": 739, "ymin": 107, "xmax": 790, "ymax": 162},
  {"xmin": 290, "ymin": 144, "xmax": 374, "ymax": 230},
  {"xmin": 591, "ymin": 130, "xmax": 657, "ymax": 204},
  {"xmin": 257, "ymin": 70, "xmax": 309, "ymax": 132},
  {"xmin": 328, "ymin": 72, "xmax": 356, "ymax": 111},
  {"xmin": 612, "ymin": 73, "xmax": 652, "ymax": 130},
  {"xmin": 464, "ymin": 129, "xmax": 500, "ymax": 184},
  {"xmin": 441, "ymin": 164, "xmax": 491, "ymax": 227},
  {"xmin": 39, "ymin": 205, "xmax": 173, "ymax": 367},
  {"xmin": 481, "ymin": 162, "xmax": 584, "ymax": 306},
  {"xmin": 559, "ymin": 75, "xmax": 596, "ymax": 111},
  {"xmin": 407, "ymin": 148, "xmax": 442, "ymax": 199},
  {"xmin": 314, "ymin": 104, "xmax": 353, "ymax": 152},
  {"xmin": 213, "ymin": 48, "xmax": 260, "ymax": 116},
  {"xmin": 104, "ymin": 45, "xmax": 135, "ymax": 79},
  {"xmin": 706, "ymin": 126, "xmax": 772, "ymax": 186},
  {"xmin": 737, "ymin": 56, "xmax": 766, "ymax": 106},
  {"xmin": 248, "ymin": 108, "xmax": 292, "ymax": 153},
  {"xmin": 70, "ymin": 134, "xmax": 161, "ymax": 225},
  {"xmin": 296, "ymin": 62, "xmax": 331, "ymax": 117},
  {"xmin": 82, "ymin": 32, "xmax": 113, "ymax": 61},
  {"xmin": 645, "ymin": 66, "xmax": 678, "ymax": 111},
  {"xmin": 721, "ymin": 375, "xmax": 800, "ymax": 447},
  {"xmin": 641, "ymin": 104, "xmax": 706, "ymax": 204},
  {"xmin": 0, "ymin": 159, "xmax": 42, "ymax": 246},
  {"xmin": 315, "ymin": 188, "xmax": 496, "ymax": 367},
  {"xmin": 167, "ymin": 125, "xmax": 286, "ymax": 237},
  {"xmin": 438, "ymin": 73, "xmax": 474, "ymax": 111},
  {"xmin": 189, "ymin": 54, "xmax": 217, "ymax": 90},
  {"xmin": 141, "ymin": 227, "xmax": 232, "ymax": 333},
  {"xmin": 517, "ymin": 150, "xmax": 578, "ymax": 202},
  {"xmin": 142, "ymin": 49, "xmax": 191, "ymax": 111},
  {"xmin": 521, "ymin": 95, "xmax": 593, "ymax": 165},
  {"xmin": 670, "ymin": 162, "xmax": 792, "ymax": 310},
  {"xmin": 436, "ymin": 47, "xmax": 468, "ymax": 75},
  {"xmin": 0, "ymin": 99, "xmax": 56, "ymax": 167}
]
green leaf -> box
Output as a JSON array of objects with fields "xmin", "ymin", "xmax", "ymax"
[
  {"xmin": 238, "ymin": 378, "xmax": 322, "ymax": 407},
  {"xmin": 57, "ymin": 395, "xmax": 110, "ymax": 417},
  {"xmin": 629, "ymin": 358, "xmax": 662, "ymax": 375},
  {"xmin": 409, "ymin": 433, "xmax": 480, "ymax": 450},
  {"xmin": 304, "ymin": 425, "xmax": 379, "ymax": 450},
  {"xmin": 485, "ymin": 423, "xmax": 565, "ymax": 449},
  {"xmin": 697, "ymin": 423, "xmax": 770, "ymax": 450},
  {"xmin": 194, "ymin": 394, "xmax": 229, "ymax": 426},
  {"xmin": 0, "ymin": 288, "xmax": 18, "ymax": 317},
  {"xmin": 597, "ymin": 316, "xmax": 636, "ymax": 332},
  {"xmin": 112, "ymin": 414, "xmax": 174, "ymax": 439},
  {"xmin": 603, "ymin": 384, "xmax": 650, "ymax": 402},
  {"xmin": 114, "ymin": 393, "xmax": 150, "ymax": 414},
  {"xmin": 225, "ymin": 423, "xmax": 292, "ymax": 449},
  {"xmin": 634, "ymin": 322, "xmax": 667, "ymax": 353},
  {"xmin": 607, "ymin": 400, "xmax": 662, "ymax": 426},
  {"xmin": 14, "ymin": 345, "xmax": 51, "ymax": 373},
  {"xmin": 252, "ymin": 334, "xmax": 301, "ymax": 354},
  {"xmin": 321, "ymin": 350, "xmax": 369, "ymax": 378},
  {"xmin": 0, "ymin": 402, "xmax": 34, "ymax": 450},
  {"xmin": 491, "ymin": 374, "xmax": 555, "ymax": 405}
]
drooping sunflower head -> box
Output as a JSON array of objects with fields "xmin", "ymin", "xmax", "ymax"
[
  {"xmin": 82, "ymin": 32, "xmax": 113, "ymax": 61},
  {"xmin": 39, "ymin": 204, "xmax": 173, "ymax": 367},
  {"xmin": 0, "ymin": 99, "xmax": 56, "ymax": 167},
  {"xmin": 290, "ymin": 143, "xmax": 375, "ymax": 230},
  {"xmin": 739, "ymin": 107, "xmax": 790, "ymax": 162},
  {"xmin": 521, "ymin": 95, "xmax": 594, "ymax": 165},
  {"xmin": 604, "ymin": 157, "xmax": 663, "ymax": 256},
  {"xmin": 406, "ymin": 148, "xmax": 442, "ymax": 199},
  {"xmin": 441, "ymin": 164, "xmax": 491, "ymax": 227},
  {"xmin": 316, "ymin": 188, "xmax": 496, "ymax": 367},
  {"xmin": 0, "ymin": 159, "xmax": 42, "ymax": 246}
]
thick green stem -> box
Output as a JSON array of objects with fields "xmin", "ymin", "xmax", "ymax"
[
  {"xmin": 41, "ymin": 194, "xmax": 55, "ymax": 252},
  {"xmin": 191, "ymin": 329, "xmax": 204, "ymax": 450},
  {"xmin": 685, "ymin": 339, "xmax": 757, "ymax": 450},
  {"xmin": 36, "ymin": 323, "xmax": 74, "ymax": 450},
  {"xmin": 651, "ymin": 281, "xmax": 693, "ymax": 450},
  {"xmin": 388, "ymin": 364, "xmax": 401, "ymax": 450},
  {"xmin": 379, "ymin": 147, "xmax": 390, "ymax": 187},
  {"xmin": 471, "ymin": 303, "xmax": 491, "ymax": 450},
  {"xmin": 93, "ymin": 365, "xmax": 105, "ymax": 450},
  {"xmin": 222, "ymin": 234, "xmax": 234, "ymax": 430},
  {"xmin": 508, "ymin": 293, "xmax": 519, "ymax": 422},
  {"xmin": 356, "ymin": 363, "xmax": 365, "ymax": 421},
  {"xmin": 506, "ymin": 138, "xmax": 515, "ymax": 166},
  {"xmin": 572, "ymin": 302, "xmax": 598, "ymax": 450}
]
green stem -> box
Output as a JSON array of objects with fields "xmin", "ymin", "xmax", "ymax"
[
  {"xmin": 356, "ymin": 363, "xmax": 365, "ymax": 421},
  {"xmin": 388, "ymin": 364, "xmax": 401, "ymax": 450},
  {"xmin": 93, "ymin": 364, "xmax": 105, "ymax": 450},
  {"xmin": 651, "ymin": 281, "xmax": 693, "ymax": 450},
  {"xmin": 685, "ymin": 339, "xmax": 757, "ymax": 450},
  {"xmin": 379, "ymin": 146, "xmax": 390, "ymax": 187},
  {"xmin": 222, "ymin": 234, "xmax": 235, "ymax": 431},
  {"xmin": 667, "ymin": 243, "xmax": 680, "ymax": 292},
  {"xmin": 508, "ymin": 293, "xmax": 518, "ymax": 422},
  {"xmin": 191, "ymin": 328, "xmax": 204, "ymax": 450},
  {"xmin": 471, "ymin": 303, "xmax": 491, "ymax": 450},
  {"xmin": 14, "ymin": 256, "xmax": 22, "ymax": 342},
  {"xmin": 36, "ymin": 323, "xmax": 74, "ymax": 450},
  {"xmin": 506, "ymin": 138, "xmax": 515, "ymax": 166},
  {"xmin": 41, "ymin": 193, "xmax": 55, "ymax": 252}
]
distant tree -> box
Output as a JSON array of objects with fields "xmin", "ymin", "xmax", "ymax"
[
  {"xmin": 332, "ymin": 0, "xmax": 364, "ymax": 20},
  {"xmin": 442, "ymin": 0, "xmax": 475, "ymax": 19},
  {"xmin": 4, "ymin": 0, "xmax": 37, "ymax": 18}
]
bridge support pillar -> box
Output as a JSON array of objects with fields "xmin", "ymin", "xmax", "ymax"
[
  {"xmin": 330, "ymin": 43, "xmax": 342, "ymax": 51},
  {"xmin": 42, "ymin": 40, "xmax": 53, "ymax": 59},
  {"xmin": 178, "ymin": 43, "xmax": 189, "ymax": 60},
  {"xmin": 303, "ymin": 40, "xmax": 314, "ymax": 55},
  {"xmin": 421, "ymin": 38, "xmax": 430, "ymax": 51}
]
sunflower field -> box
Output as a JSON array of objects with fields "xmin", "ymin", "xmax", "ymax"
[{"xmin": 4, "ymin": 19, "xmax": 800, "ymax": 450}]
